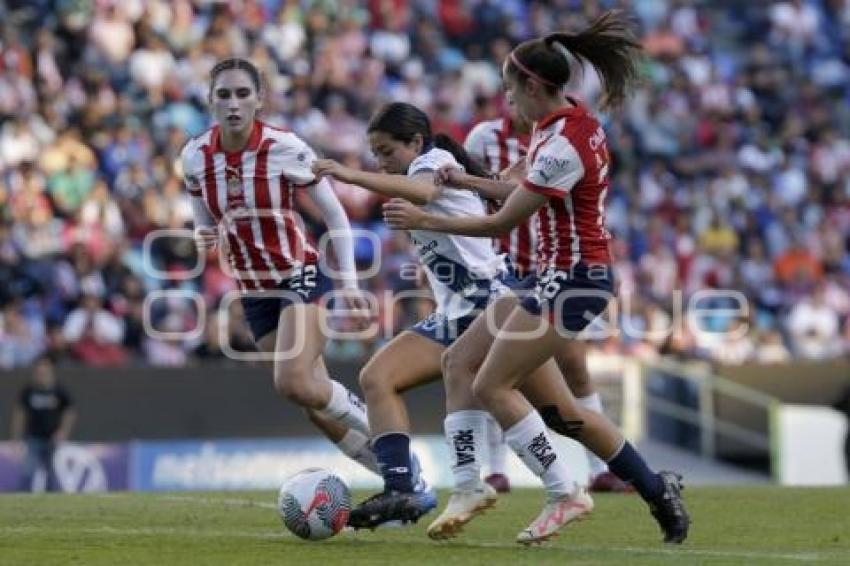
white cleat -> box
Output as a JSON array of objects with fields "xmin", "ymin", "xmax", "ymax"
[
  {"xmin": 427, "ymin": 482, "xmax": 498, "ymax": 540},
  {"xmin": 516, "ymin": 487, "xmax": 593, "ymax": 545}
]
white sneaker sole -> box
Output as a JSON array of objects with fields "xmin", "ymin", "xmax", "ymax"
[
  {"xmin": 516, "ymin": 500, "xmax": 592, "ymax": 545},
  {"xmin": 427, "ymin": 494, "xmax": 499, "ymax": 540}
]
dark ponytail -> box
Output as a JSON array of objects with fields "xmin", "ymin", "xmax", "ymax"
[
  {"xmin": 508, "ymin": 10, "xmax": 643, "ymax": 109},
  {"xmin": 368, "ymin": 102, "xmax": 488, "ymax": 178},
  {"xmin": 434, "ymin": 133, "xmax": 488, "ymax": 179}
]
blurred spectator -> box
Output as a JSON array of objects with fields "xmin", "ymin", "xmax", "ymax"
[
  {"xmin": 62, "ymin": 293, "xmax": 127, "ymax": 366},
  {"xmin": 10, "ymin": 356, "xmax": 76, "ymax": 492},
  {"xmin": 0, "ymin": 0, "xmax": 846, "ymax": 368},
  {"xmin": 754, "ymin": 330, "xmax": 792, "ymax": 364},
  {"xmin": 787, "ymin": 284, "xmax": 843, "ymax": 359},
  {"xmin": 0, "ymin": 299, "xmax": 45, "ymax": 369}
]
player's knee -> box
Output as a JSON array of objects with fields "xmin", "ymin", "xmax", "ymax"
[
  {"xmin": 273, "ymin": 367, "xmax": 315, "ymax": 406},
  {"xmin": 358, "ymin": 364, "xmax": 386, "ymax": 399},
  {"xmin": 441, "ymin": 349, "xmax": 467, "ymax": 389},
  {"xmin": 470, "ymin": 377, "xmax": 498, "ymax": 409}
]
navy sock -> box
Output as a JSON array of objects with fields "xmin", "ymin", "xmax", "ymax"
[
  {"xmin": 607, "ymin": 441, "xmax": 664, "ymax": 502},
  {"xmin": 373, "ymin": 432, "xmax": 414, "ymax": 493}
]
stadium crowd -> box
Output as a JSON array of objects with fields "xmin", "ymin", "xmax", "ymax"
[{"xmin": 0, "ymin": 0, "xmax": 849, "ymax": 369}]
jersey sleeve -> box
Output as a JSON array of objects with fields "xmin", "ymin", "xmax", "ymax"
[
  {"xmin": 463, "ymin": 122, "xmax": 492, "ymax": 165},
  {"xmin": 277, "ymin": 135, "xmax": 318, "ymax": 188},
  {"xmin": 407, "ymin": 148, "xmax": 460, "ymax": 177},
  {"xmin": 523, "ymin": 135, "xmax": 585, "ymax": 198},
  {"xmin": 179, "ymin": 139, "xmax": 216, "ymax": 228},
  {"xmin": 179, "ymin": 141, "xmax": 203, "ymax": 198}
]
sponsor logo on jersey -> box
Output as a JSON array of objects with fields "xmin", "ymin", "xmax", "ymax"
[{"xmin": 589, "ymin": 126, "xmax": 606, "ymax": 151}]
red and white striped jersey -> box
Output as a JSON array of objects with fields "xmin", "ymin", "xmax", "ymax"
[
  {"xmin": 464, "ymin": 117, "xmax": 537, "ymax": 278},
  {"xmin": 523, "ymin": 101, "xmax": 612, "ymax": 270},
  {"xmin": 181, "ymin": 120, "xmax": 319, "ymax": 291}
]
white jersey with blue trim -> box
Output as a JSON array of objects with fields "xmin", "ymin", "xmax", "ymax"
[{"xmin": 406, "ymin": 147, "xmax": 507, "ymax": 320}]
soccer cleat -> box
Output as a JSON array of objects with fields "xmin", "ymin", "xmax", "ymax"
[
  {"xmin": 348, "ymin": 483, "xmax": 438, "ymax": 530},
  {"xmin": 426, "ymin": 482, "xmax": 498, "ymax": 540},
  {"xmin": 648, "ymin": 471, "xmax": 690, "ymax": 544},
  {"xmin": 484, "ymin": 473, "xmax": 511, "ymax": 494},
  {"xmin": 589, "ymin": 471, "xmax": 635, "ymax": 493},
  {"xmin": 516, "ymin": 487, "xmax": 593, "ymax": 545}
]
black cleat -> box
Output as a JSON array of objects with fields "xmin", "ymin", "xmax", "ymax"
[
  {"xmin": 648, "ymin": 471, "xmax": 690, "ymax": 544},
  {"xmin": 347, "ymin": 489, "xmax": 435, "ymax": 530}
]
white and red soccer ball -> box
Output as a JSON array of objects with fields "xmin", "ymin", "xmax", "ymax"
[{"xmin": 277, "ymin": 469, "xmax": 351, "ymax": 541}]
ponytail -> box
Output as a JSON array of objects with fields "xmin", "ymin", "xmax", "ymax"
[
  {"xmin": 545, "ymin": 11, "xmax": 642, "ymax": 109},
  {"xmin": 508, "ymin": 10, "xmax": 643, "ymax": 109},
  {"xmin": 434, "ymin": 133, "xmax": 488, "ymax": 179}
]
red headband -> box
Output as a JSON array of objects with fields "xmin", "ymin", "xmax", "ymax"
[{"xmin": 509, "ymin": 51, "xmax": 559, "ymax": 88}]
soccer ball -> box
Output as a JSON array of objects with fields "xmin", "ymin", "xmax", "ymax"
[{"xmin": 277, "ymin": 468, "xmax": 351, "ymax": 541}]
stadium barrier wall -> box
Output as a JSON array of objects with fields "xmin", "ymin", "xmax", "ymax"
[
  {"xmin": 0, "ymin": 435, "xmax": 591, "ymax": 493},
  {"xmin": 0, "ymin": 363, "xmax": 446, "ymax": 441}
]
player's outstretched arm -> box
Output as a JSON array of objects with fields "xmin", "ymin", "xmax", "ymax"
[
  {"xmin": 383, "ymin": 186, "xmax": 546, "ymax": 237},
  {"xmin": 306, "ymin": 177, "xmax": 359, "ymax": 291},
  {"xmin": 312, "ymin": 159, "xmax": 438, "ymax": 205},
  {"xmin": 434, "ymin": 165, "xmax": 518, "ymax": 202}
]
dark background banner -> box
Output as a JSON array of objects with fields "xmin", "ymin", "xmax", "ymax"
[{"xmin": 0, "ymin": 362, "xmax": 446, "ymax": 441}]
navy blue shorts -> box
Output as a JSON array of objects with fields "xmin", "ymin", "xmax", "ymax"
[
  {"xmin": 409, "ymin": 312, "xmax": 478, "ymax": 348},
  {"xmin": 520, "ymin": 263, "xmax": 614, "ymax": 334},
  {"xmin": 409, "ymin": 272, "xmax": 517, "ymax": 347},
  {"xmin": 240, "ymin": 263, "xmax": 333, "ymax": 342}
]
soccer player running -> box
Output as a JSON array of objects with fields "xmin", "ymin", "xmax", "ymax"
[
  {"xmin": 384, "ymin": 12, "xmax": 690, "ymax": 544},
  {"xmin": 312, "ymin": 102, "xmax": 514, "ymax": 528},
  {"xmin": 183, "ymin": 58, "xmax": 378, "ymax": 475},
  {"xmin": 464, "ymin": 104, "xmax": 632, "ymax": 494}
]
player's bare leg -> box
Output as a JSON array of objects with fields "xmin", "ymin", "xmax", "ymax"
[
  {"xmin": 348, "ymin": 332, "xmax": 443, "ymax": 529},
  {"xmin": 256, "ymin": 304, "xmax": 375, "ymax": 472}
]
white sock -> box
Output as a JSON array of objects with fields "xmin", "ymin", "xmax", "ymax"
[
  {"xmin": 444, "ymin": 410, "xmax": 488, "ymax": 491},
  {"xmin": 485, "ymin": 413, "xmax": 508, "ymax": 476},
  {"xmin": 336, "ymin": 429, "xmax": 380, "ymax": 475},
  {"xmin": 316, "ymin": 380, "xmax": 370, "ymax": 436},
  {"xmin": 504, "ymin": 410, "xmax": 576, "ymax": 499},
  {"xmin": 577, "ymin": 393, "xmax": 609, "ymax": 477}
]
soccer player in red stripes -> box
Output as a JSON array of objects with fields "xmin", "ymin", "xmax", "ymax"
[
  {"xmin": 183, "ymin": 58, "xmax": 377, "ymax": 474},
  {"xmin": 384, "ymin": 12, "xmax": 689, "ymax": 544},
  {"xmin": 458, "ymin": 106, "xmax": 632, "ymax": 494}
]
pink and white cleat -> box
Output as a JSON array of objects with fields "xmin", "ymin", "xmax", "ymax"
[{"xmin": 516, "ymin": 487, "xmax": 593, "ymax": 545}]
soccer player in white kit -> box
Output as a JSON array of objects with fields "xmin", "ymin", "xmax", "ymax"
[{"xmin": 312, "ymin": 101, "xmax": 514, "ymax": 528}]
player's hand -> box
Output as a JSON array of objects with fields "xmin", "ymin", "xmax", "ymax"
[
  {"xmin": 500, "ymin": 159, "xmax": 526, "ymax": 182},
  {"xmin": 312, "ymin": 159, "xmax": 356, "ymax": 183},
  {"xmin": 336, "ymin": 288, "xmax": 373, "ymax": 330},
  {"xmin": 383, "ymin": 198, "xmax": 428, "ymax": 230},
  {"xmin": 193, "ymin": 227, "xmax": 218, "ymax": 251},
  {"xmin": 434, "ymin": 165, "xmax": 467, "ymax": 188}
]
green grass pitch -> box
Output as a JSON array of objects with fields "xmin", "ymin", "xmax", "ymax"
[{"xmin": 1, "ymin": 487, "xmax": 849, "ymax": 565}]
